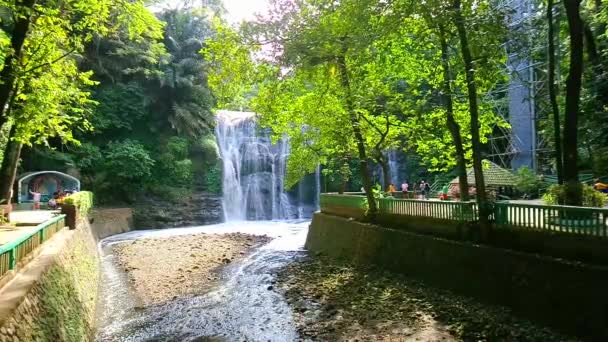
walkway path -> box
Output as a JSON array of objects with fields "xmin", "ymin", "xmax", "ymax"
[{"xmin": 0, "ymin": 210, "xmax": 58, "ymax": 246}]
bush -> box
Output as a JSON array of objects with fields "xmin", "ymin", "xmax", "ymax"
[
  {"xmin": 166, "ymin": 136, "xmax": 189, "ymax": 160},
  {"xmin": 64, "ymin": 191, "xmax": 94, "ymax": 216},
  {"xmin": 542, "ymin": 184, "xmax": 608, "ymax": 207},
  {"xmin": 104, "ymin": 140, "xmax": 155, "ymax": 181},
  {"xmin": 157, "ymin": 136, "xmax": 194, "ymax": 186},
  {"xmin": 198, "ymin": 135, "xmax": 220, "ymax": 160},
  {"xmin": 515, "ymin": 166, "xmax": 542, "ymax": 197},
  {"xmin": 202, "ymin": 161, "xmax": 222, "ymax": 194}
]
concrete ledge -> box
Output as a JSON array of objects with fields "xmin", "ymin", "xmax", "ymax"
[{"xmin": 306, "ymin": 212, "xmax": 608, "ymax": 340}]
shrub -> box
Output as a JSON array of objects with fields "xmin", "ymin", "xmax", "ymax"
[
  {"xmin": 104, "ymin": 140, "xmax": 155, "ymax": 181},
  {"xmin": 198, "ymin": 135, "xmax": 219, "ymax": 160},
  {"xmin": 157, "ymin": 136, "xmax": 194, "ymax": 186},
  {"xmin": 64, "ymin": 191, "xmax": 94, "ymax": 216},
  {"xmin": 202, "ymin": 161, "xmax": 222, "ymax": 194},
  {"xmin": 166, "ymin": 136, "xmax": 189, "ymax": 160},
  {"xmin": 515, "ymin": 166, "xmax": 542, "ymax": 197},
  {"xmin": 542, "ymin": 184, "xmax": 608, "ymax": 207}
]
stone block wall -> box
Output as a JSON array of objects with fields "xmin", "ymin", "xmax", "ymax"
[
  {"xmin": 0, "ymin": 221, "xmax": 99, "ymax": 341},
  {"xmin": 90, "ymin": 208, "xmax": 133, "ymax": 240},
  {"xmin": 306, "ymin": 213, "xmax": 608, "ymax": 340}
]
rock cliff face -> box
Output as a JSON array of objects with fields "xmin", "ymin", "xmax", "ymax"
[{"xmin": 133, "ymin": 190, "xmax": 223, "ymax": 229}]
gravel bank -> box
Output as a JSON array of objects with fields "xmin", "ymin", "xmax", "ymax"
[
  {"xmin": 113, "ymin": 233, "xmax": 270, "ymax": 305},
  {"xmin": 277, "ymin": 256, "xmax": 577, "ymax": 341}
]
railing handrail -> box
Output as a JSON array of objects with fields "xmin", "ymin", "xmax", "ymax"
[
  {"xmin": 379, "ymin": 197, "xmax": 476, "ymax": 205},
  {"xmin": 495, "ymin": 201, "xmax": 608, "ymax": 213},
  {"xmin": 0, "ymin": 214, "xmax": 66, "ymax": 253}
]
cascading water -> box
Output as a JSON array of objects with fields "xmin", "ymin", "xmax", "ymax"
[
  {"xmin": 387, "ymin": 150, "xmax": 401, "ymax": 185},
  {"xmin": 215, "ymin": 110, "xmax": 319, "ymax": 221}
]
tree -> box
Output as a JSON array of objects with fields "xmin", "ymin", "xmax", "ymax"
[
  {"xmin": 214, "ymin": 0, "xmax": 387, "ymax": 217},
  {"xmin": 438, "ymin": 24, "xmax": 469, "ymax": 201},
  {"xmin": 562, "ymin": 0, "xmax": 584, "ymax": 206},
  {"xmin": 156, "ymin": 8, "xmax": 215, "ymax": 140},
  {"xmin": 452, "ymin": 0, "xmax": 490, "ymax": 234},
  {"xmin": 547, "ymin": 0, "xmax": 564, "ymax": 185},
  {"xmin": 0, "ymin": 0, "xmax": 37, "ymax": 129},
  {"xmin": 0, "ymin": 0, "xmax": 164, "ymax": 204}
]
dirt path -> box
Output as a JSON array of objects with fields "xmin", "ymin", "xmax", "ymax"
[
  {"xmin": 112, "ymin": 232, "xmax": 270, "ymax": 305},
  {"xmin": 276, "ymin": 256, "xmax": 576, "ymax": 341}
]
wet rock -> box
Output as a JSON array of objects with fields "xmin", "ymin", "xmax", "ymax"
[{"xmin": 133, "ymin": 190, "xmax": 223, "ymax": 229}]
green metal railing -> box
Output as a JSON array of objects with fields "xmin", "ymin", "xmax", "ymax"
[
  {"xmin": 320, "ymin": 193, "xmax": 608, "ymax": 238},
  {"xmin": 495, "ymin": 202, "xmax": 608, "ymax": 237},
  {"xmin": 379, "ymin": 198, "xmax": 478, "ymax": 222},
  {"xmin": 0, "ymin": 214, "xmax": 66, "ymax": 278}
]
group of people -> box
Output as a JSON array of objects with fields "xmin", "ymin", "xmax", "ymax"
[
  {"xmin": 47, "ymin": 191, "xmax": 71, "ymax": 210},
  {"xmin": 29, "ymin": 189, "xmax": 75, "ymax": 210},
  {"xmin": 386, "ymin": 180, "xmax": 432, "ymax": 200}
]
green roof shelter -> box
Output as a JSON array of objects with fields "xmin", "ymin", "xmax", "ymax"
[{"xmin": 450, "ymin": 160, "xmax": 517, "ymax": 188}]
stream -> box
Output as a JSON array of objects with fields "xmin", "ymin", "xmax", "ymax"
[{"xmin": 95, "ymin": 220, "xmax": 310, "ymax": 341}]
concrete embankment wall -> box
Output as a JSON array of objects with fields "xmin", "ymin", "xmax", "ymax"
[
  {"xmin": 306, "ymin": 213, "xmax": 608, "ymax": 340},
  {"xmin": 0, "ymin": 220, "xmax": 99, "ymax": 341},
  {"xmin": 90, "ymin": 208, "xmax": 134, "ymax": 240},
  {"xmin": 0, "ymin": 208, "xmax": 133, "ymax": 341}
]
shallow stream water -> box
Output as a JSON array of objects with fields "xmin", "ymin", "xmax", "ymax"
[{"xmin": 95, "ymin": 220, "xmax": 309, "ymax": 342}]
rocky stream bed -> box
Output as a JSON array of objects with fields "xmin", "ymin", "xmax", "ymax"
[{"xmin": 95, "ymin": 221, "xmax": 576, "ymax": 341}]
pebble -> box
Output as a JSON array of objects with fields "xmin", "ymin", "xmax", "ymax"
[{"xmin": 113, "ymin": 232, "xmax": 271, "ymax": 305}]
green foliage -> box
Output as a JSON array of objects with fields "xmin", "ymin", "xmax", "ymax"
[
  {"xmin": 166, "ymin": 136, "xmax": 189, "ymax": 160},
  {"xmin": 156, "ymin": 8, "xmax": 216, "ymax": 139},
  {"xmin": 71, "ymin": 143, "xmax": 103, "ymax": 172},
  {"xmin": 202, "ymin": 161, "xmax": 222, "ymax": 194},
  {"xmin": 514, "ymin": 166, "xmax": 543, "ymax": 196},
  {"xmin": 104, "ymin": 140, "xmax": 155, "ymax": 182},
  {"xmin": 542, "ymin": 184, "xmax": 608, "ymax": 207},
  {"xmin": 157, "ymin": 137, "xmax": 193, "ymax": 186},
  {"xmin": 63, "ymin": 191, "xmax": 94, "ymax": 217},
  {"xmin": 208, "ymin": 0, "xmax": 510, "ymax": 192},
  {"xmin": 17, "ymin": 5, "xmax": 224, "ymax": 204},
  {"xmin": 90, "ymin": 83, "xmax": 147, "ymax": 132},
  {"xmin": 198, "ymin": 135, "xmax": 220, "ymax": 160}
]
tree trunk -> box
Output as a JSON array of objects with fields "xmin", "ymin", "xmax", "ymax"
[
  {"xmin": 562, "ymin": 0, "xmax": 584, "ymax": 206},
  {"xmin": 336, "ymin": 54, "xmax": 378, "ymax": 218},
  {"xmin": 0, "ymin": 126, "xmax": 23, "ymax": 205},
  {"xmin": 547, "ymin": 0, "xmax": 564, "ymax": 185},
  {"xmin": 439, "ymin": 25, "xmax": 469, "ymax": 202},
  {"xmin": 0, "ymin": 0, "xmax": 37, "ymax": 128},
  {"xmin": 452, "ymin": 0, "xmax": 490, "ymax": 235}
]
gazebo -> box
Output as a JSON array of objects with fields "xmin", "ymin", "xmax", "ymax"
[
  {"xmin": 17, "ymin": 171, "xmax": 80, "ymax": 203},
  {"xmin": 449, "ymin": 160, "xmax": 517, "ymax": 195}
]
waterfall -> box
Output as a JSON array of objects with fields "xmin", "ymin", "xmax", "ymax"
[
  {"xmin": 387, "ymin": 150, "xmax": 400, "ymax": 185},
  {"xmin": 215, "ymin": 110, "xmax": 319, "ymax": 221}
]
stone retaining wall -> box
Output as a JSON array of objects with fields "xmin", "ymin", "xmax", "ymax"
[
  {"xmin": 306, "ymin": 213, "xmax": 608, "ymax": 340},
  {"xmin": 0, "ymin": 220, "xmax": 99, "ymax": 341},
  {"xmin": 90, "ymin": 208, "xmax": 134, "ymax": 240}
]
